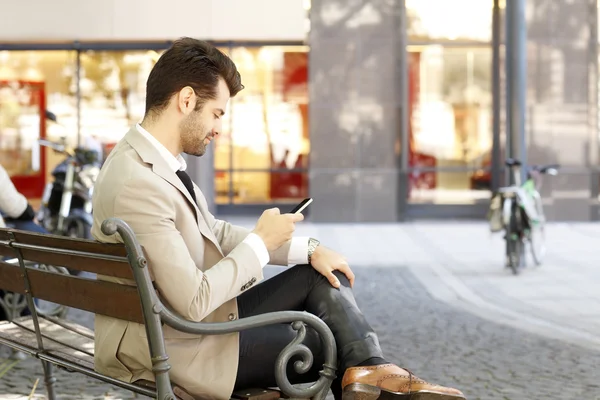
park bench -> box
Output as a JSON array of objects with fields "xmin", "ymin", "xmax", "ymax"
[{"xmin": 0, "ymin": 217, "xmax": 337, "ymax": 400}]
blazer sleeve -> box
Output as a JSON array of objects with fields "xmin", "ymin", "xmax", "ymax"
[
  {"xmin": 195, "ymin": 189, "xmax": 291, "ymax": 266},
  {"xmin": 110, "ymin": 178, "xmax": 264, "ymax": 322}
]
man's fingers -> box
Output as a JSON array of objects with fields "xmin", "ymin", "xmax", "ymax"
[
  {"xmin": 338, "ymin": 263, "xmax": 355, "ymax": 287},
  {"xmin": 327, "ymin": 272, "xmax": 341, "ymax": 288},
  {"xmin": 345, "ymin": 268, "xmax": 355, "ymax": 288},
  {"xmin": 289, "ymin": 213, "xmax": 305, "ymax": 222}
]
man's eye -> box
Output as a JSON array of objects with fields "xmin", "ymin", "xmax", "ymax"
[{"xmin": 214, "ymin": 114, "xmax": 220, "ymax": 120}]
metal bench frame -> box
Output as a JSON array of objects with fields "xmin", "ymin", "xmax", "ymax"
[{"xmin": 0, "ymin": 217, "xmax": 337, "ymax": 400}]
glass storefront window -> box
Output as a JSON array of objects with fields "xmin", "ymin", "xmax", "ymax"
[
  {"xmin": 0, "ymin": 81, "xmax": 44, "ymax": 176},
  {"xmin": 409, "ymin": 171, "xmax": 493, "ymax": 204},
  {"xmin": 1, "ymin": 45, "xmax": 310, "ymax": 205},
  {"xmin": 408, "ymin": 45, "xmax": 492, "ymax": 203},
  {"xmin": 216, "ymin": 45, "xmax": 309, "ymax": 204},
  {"xmin": 79, "ymin": 49, "xmax": 164, "ymax": 153},
  {"xmin": 409, "ymin": 46, "xmax": 492, "ymax": 168},
  {"xmin": 80, "ymin": 48, "xmax": 231, "ymax": 159},
  {"xmin": 0, "ymin": 50, "xmax": 77, "ymax": 196},
  {"xmin": 407, "ymin": 0, "xmax": 494, "ymax": 42},
  {"xmin": 0, "ymin": 50, "xmax": 77, "ymax": 143}
]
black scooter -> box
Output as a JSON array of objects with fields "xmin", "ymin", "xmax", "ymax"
[{"xmin": 36, "ymin": 111, "xmax": 101, "ymax": 240}]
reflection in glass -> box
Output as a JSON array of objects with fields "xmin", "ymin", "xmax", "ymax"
[
  {"xmin": 79, "ymin": 50, "xmax": 165, "ymax": 149},
  {"xmin": 0, "ymin": 46, "xmax": 310, "ymax": 205},
  {"xmin": 407, "ymin": 46, "xmax": 492, "ymax": 203},
  {"xmin": 216, "ymin": 45, "xmax": 309, "ymax": 204},
  {"xmin": 0, "ymin": 50, "xmax": 77, "ymax": 145},
  {"xmin": 406, "ymin": 0, "xmax": 494, "ymax": 41},
  {"xmin": 409, "ymin": 172, "xmax": 491, "ymax": 204},
  {"xmin": 79, "ymin": 48, "xmax": 230, "ymax": 159},
  {"xmin": 0, "ymin": 51, "xmax": 77, "ymax": 195},
  {"xmin": 0, "ymin": 81, "xmax": 43, "ymax": 177},
  {"xmin": 217, "ymin": 172, "xmax": 309, "ymax": 204}
]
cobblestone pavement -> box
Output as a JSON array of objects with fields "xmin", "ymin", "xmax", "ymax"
[{"xmin": 1, "ymin": 267, "xmax": 598, "ymax": 400}]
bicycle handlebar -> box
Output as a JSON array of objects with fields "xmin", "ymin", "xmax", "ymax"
[
  {"xmin": 38, "ymin": 139, "xmax": 65, "ymax": 151},
  {"xmin": 505, "ymin": 159, "xmax": 560, "ymax": 175},
  {"xmin": 530, "ymin": 164, "xmax": 560, "ymax": 175}
]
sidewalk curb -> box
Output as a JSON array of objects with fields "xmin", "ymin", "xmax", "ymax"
[{"xmin": 409, "ymin": 262, "xmax": 600, "ymax": 351}]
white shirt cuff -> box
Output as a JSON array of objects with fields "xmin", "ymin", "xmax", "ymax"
[
  {"xmin": 288, "ymin": 236, "xmax": 309, "ymax": 265},
  {"xmin": 242, "ymin": 233, "xmax": 270, "ymax": 267}
]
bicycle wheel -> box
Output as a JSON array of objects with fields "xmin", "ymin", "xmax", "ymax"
[
  {"xmin": 505, "ymin": 200, "xmax": 525, "ymax": 275},
  {"xmin": 529, "ymin": 193, "xmax": 546, "ymax": 265}
]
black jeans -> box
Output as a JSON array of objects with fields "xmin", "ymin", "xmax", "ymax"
[{"xmin": 234, "ymin": 264, "xmax": 383, "ymax": 396}]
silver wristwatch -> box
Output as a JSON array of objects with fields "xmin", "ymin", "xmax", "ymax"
[{"xmin": 307, "ymin": 237, "xmax": 320, "ymax": 264}]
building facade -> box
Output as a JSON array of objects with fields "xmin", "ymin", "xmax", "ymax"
[
  {"xmin": 309, "ymin": 0, "xmax": 600, "ymax": 222},
  {"xmin": 1, "ymin": 0, "xmax": 599, "ymax": 221}
]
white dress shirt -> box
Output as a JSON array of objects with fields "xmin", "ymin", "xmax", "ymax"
[{"xmin": 136, "ymin": 124, "xmax": 309, "ymax": 267}]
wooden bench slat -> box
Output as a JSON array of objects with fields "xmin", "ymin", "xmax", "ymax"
[
  {"xmin": 0, "ymin": 261, "xmax": 144, "ymax": 324},
  {"xmin": 0, "ymin": 319, "xmax": 94, "ymax": 370},
  {"xmin": 42, "ymin": 315, "xmax": 95, "ymax": 340},
  {"xmin": 27, "ymin": 268, "xmax": 145, "ymax": 324},
  {"xmin": 17, "ymin": 248, "xmax": 134, "ymax": 279},
  {"xmin": 11, "ymin": 230, "xmax": 127, "ymax": 257},
  {"xmin": 0, "ymin": 229, "xmax": 134, "ymax": 279},
  {"xmin": 0, "ymin": 259, "xmax": 25, "ymax": 293},
  {"xmin": 231, "ymin": 388, "xmax": 283, "ymax": 400},
  {"xmin": 0, "ymin": 245, "xmax": 15, "ymax": 258},
  {"xmin": 14, "ymin": 317, "xmax": 94, "ymax": 357}
]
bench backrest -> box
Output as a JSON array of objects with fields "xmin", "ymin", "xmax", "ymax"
[
  {"xmin": 0, "ymin": 228, "xmax": 145, "ymax": 324},
  {"xmin": 0, "ymin": 218, "xmax": 184, "ymax": 400}
]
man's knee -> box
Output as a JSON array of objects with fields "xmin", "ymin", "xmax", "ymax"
[{"xmin": 292, "ymin": 264, "xmax": 352, "ymax": 289}]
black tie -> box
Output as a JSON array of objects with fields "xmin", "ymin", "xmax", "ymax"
[{"xmin": 176, "ymin": 170, "xmax": 197, "ymax": 204}]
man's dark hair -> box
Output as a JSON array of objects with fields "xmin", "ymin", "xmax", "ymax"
[{"xmin": 144, "ymin": 37, "xmax": 244, "ymax": 116}]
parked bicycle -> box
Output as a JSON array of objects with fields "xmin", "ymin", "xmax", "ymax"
[{"xmin": 487, "ymin": 158, "xmax": 559, "ymax": 275}]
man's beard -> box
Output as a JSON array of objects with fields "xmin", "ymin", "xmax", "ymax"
[{"xmin": 179, "ymin": 112, "xmax": 211, "ymax": 157}]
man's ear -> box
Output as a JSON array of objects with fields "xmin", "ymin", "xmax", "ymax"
[{"xmin": 178, "ymin": 86, "xmax": 196, "ymax": 114}]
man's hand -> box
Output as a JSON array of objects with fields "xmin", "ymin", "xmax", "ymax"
[
  {"xmin": 252, "ymin": 208, "xmax": 304, "ymax": 252},
  {"xmin": 310, "ymin": 245, "xmax": 355, "ymax": 288}
]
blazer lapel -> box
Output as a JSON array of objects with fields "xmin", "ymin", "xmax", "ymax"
[{"xmin": 124, "ymin": 127, "xmax": 223, "ymax": 255}]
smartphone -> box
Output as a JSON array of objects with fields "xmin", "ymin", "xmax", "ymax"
[{"xmin": 290, "ymin": 198, "xmax": 313, "ymax": 214}]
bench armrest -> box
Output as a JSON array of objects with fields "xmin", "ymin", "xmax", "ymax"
[
  {"xmin": 161, "ymin": 305, "xmax": 337, "ymax": 399},
  {"xmin": 101, "ymin": 217, "xmax": 337, "ymax": 400}
]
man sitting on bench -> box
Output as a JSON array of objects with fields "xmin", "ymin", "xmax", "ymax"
[{"xmin": 91, "ymin": 37, "xmax": 466, "ymax": 400}]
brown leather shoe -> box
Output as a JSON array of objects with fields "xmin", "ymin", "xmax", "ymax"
[{"xmin": 341, "ymin": 364, "xmax": 465, "ymax": 400}]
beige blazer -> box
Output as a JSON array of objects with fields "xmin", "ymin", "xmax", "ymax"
[{"xmin": 91, "ymin": 127, "xmax": 291, "ymax": 399}]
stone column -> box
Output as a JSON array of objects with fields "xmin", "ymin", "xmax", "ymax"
[{"xmin": 309, "ymin": 0, "xmax": 402, "ymax": 222}]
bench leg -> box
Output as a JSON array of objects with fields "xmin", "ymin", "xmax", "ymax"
[{"xmin": 41, "ymin": 360, "xmax": 57, "ymax": 400}]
